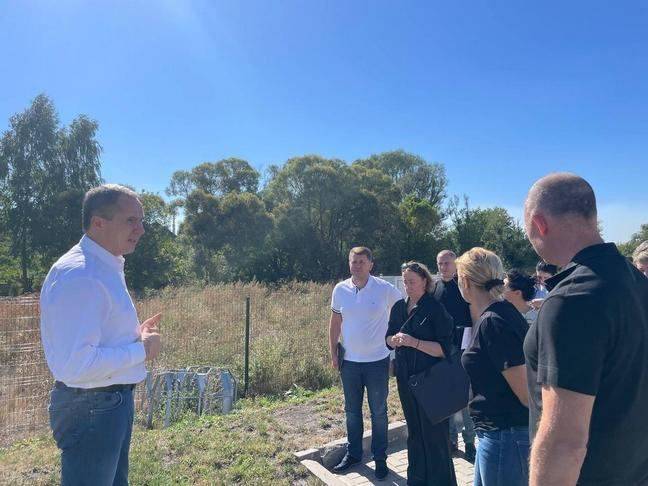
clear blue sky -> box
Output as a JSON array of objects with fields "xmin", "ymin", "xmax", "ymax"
[{"xmin": 1, "ymin": 1, "xmax": 647, "ymax": 242}]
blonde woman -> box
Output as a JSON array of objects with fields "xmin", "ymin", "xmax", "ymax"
[
  {"xmin": 632, "ymin": 240, "xmax": 648, "ymax": 277},
  {"xmin": 386, "ymin": 261, "xmax": 457, "ymax": 486},
  {"xmin": 455, "ymin": 248, "xmax": 529, "ymax": 486}
]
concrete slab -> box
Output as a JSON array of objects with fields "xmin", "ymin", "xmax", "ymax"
[{"xmin": 295, "ymin": 422, "xmax": 475, "ymax": 485}]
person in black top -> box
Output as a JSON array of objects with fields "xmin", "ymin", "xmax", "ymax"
[
  {"xmin": 523, "ymin": 173, "xmax": 648, "ymax": 486},
  {"xmin": 435, "ymin": 249, "xmax": 476, "ymax": 460},
  {"xmin": 386, "ymin": 261, "xmax": 457, "ymax": 486},
  {"xmin": 455, "ymin": 247, "xmax": 530, "ymax": 486}
]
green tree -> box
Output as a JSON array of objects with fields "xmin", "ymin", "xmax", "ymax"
[
  {"xmin": 180, "ymin": 190, "xmax": 221, "ymax": 282},
  {"xmin": 262, "ymin": 155, "xmax": 360, "ymax": 280},
  {"xmin": 618, "ymin": 223, "xmax": 648, "ymax": 257},
  {"xmin": 181, "ymin": 189, "xmax": 272, "ymax": 282},
  {"xmin": 351, "ymin": 150, "xmax": 450, "ymax": 271},
  {"xmin": 0, "ymin": 94, "xmax": 101, "ymax": 291},
  {"xmin": 166, "ymin": 158, "xmax": 260, "ymax": 200},
  {"xmin": 261, "ymin": 152, "xmax": 449, "ymax": 280},
  {"xmin": 354, "ymin": 150, "xmax": 448, "ymax": 206},
  {"xmin": 397, "ymin": 195, "xmax": 448, "ymax": 267},
  {"xmin": 450, "ymin": 200, "xmax": 537, "ymax": 270}
]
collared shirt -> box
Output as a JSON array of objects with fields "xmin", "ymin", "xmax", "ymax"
[
  {"xmin": 40, "ymin": 235, "xmax": 147, "ymax": 388},
  {"xmin": 385, "ymin": 293, "xmax": 454, "ymax": 376},
  {"xmin": 331, "ymin": 275, "xmax": 402, "ymax": 362},
  {"xmin": 524, "ymin": 243, "xmax": 648, "ymax": 485}
]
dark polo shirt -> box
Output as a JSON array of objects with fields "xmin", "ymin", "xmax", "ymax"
[{"xmin": 524, "ymin": 243, "xmax": 648, "ymax": 485}]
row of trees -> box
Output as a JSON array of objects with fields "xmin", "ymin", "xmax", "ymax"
[
  {"xmin": 162, "ymin": 152, "xmax": 539, "ymax": 285},
  {"xmin": 1, "ymin": 95, "xmax": 645, "ymax": 294}
]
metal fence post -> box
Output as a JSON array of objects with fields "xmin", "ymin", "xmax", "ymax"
[{"xmin": 244, "ymin": 296, "xmax": 250, "ymax": 397}]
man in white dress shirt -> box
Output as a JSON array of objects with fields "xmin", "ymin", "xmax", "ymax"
[{"xmin": 40, "ymin": 184, "xmax": 162, "ymax": 486}]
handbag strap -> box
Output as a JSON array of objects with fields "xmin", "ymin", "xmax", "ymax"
[
  {"xmin": 403, "ymin": 295, "xmax": 456, "ymax": 372},
  {"xmin": 401, "ymin": 299, "xmax": 424, "ymax": 372}
]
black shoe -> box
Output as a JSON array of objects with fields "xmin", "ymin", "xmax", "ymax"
[
  {"xmin": 464, "ymin": 443, "xmax": 476, "ymax": 462},
  {"xmin": 332, "ymin": 454, "xmax": 361, "ymax": 473},
  {"xmin": 375, "ymin": 459, "xmax": 388, "ymax": 480}
]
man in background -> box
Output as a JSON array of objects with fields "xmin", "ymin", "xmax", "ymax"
[{"xmin": 435, "ymin": 249, "xmax": 476, "ymax": 461}]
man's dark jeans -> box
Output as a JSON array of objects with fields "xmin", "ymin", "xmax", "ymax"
[
  {"xmin": 49, "ymin": 384, "xmax": 135, "ymax": 486},
  {"xmin": 340, "ymin": 357, "xmax": 390, "ymax": 460}
]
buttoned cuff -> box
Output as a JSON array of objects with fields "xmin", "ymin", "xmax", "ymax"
[{"xmin": 128, "ymin": 341, "xmax": 147, "ymax": 366}]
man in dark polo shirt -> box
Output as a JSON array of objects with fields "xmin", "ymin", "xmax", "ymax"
[
  {"xmin": 435, "ymin": 249, "xmax": 476, "ymax": 460},
  {"xmin": 523, "ymin": 173, "xmax": 648, "ymax": 486}
]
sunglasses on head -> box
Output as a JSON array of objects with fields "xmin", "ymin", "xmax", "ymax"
[{"xmin": 401, "ymin": 262, "xmax": 426, "ymax": 276}]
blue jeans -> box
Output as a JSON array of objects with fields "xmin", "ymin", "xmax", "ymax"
[
  {"xmin": 49, "ymin": 384, "xmax": 135, "ymax": 486},
  {"xmin": 340, "ymin": 357, "xmax": 390, "ymax": 460},
  {"xmin": 474, "ymin": 427, "xmax": 530, "ymax": 486},
  {"xmin": 449, "ymin": 407, "xmax": 476, "ymax": 445}
]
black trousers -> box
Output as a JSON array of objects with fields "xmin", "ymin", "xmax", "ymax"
[{"xmin": 397, "ymin": 376, "xmax": 458, "ymax": 486}]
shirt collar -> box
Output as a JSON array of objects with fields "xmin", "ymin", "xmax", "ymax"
[
  {"xmin": 80, "ymin": 235, "xmax": 125, "ymax": 272},
  {"xmin": 545, "ymin": 242, "xmax": 618, "ymax": 291},
  {"xmin": 405, "ymin": 292, "xmax": 432, "ymax": 312},
  {"xmin": 350, "ymin": 275, "xmax": 375, "ymax": 292}
]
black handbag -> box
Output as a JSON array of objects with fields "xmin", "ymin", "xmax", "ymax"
[{"xmin": 407, "ymin": 350, "xmax": 470, "ymax": 425}]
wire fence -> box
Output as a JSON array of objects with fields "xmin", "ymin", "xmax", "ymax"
[{"xmin": 0, "ymin": 282, "xmax": 335, "ymax": 448}]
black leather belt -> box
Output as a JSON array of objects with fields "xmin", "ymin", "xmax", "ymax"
[{"xmin": 54, "ymin": 381, "xmax": 135, "ymax": 393}]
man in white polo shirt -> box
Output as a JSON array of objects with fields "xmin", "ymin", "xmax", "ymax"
[
  {"xmin": 40, "ymin": 184, "xmax": 162, "ymax": 485},
  {"xmin": 329, "ymin": 246, "xmax": 402, "ymax": 479}
]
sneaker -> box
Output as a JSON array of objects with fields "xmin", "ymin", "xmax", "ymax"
[
  {"xmin": 464, "ymin": 442, "xmax": 476, "ymax": 462},
  {"xmin": 332, "ymin": 454, "xmax": 361, "ymax": 473},
  {"xmin": 375, "ymin": 459, "xmax": 388, "ymax": 480}
]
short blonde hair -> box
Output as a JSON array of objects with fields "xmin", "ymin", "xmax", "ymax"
[
  {"xmin": 455, "ymin": 247, "xmax": 506, "ymax": 299},
  {"xmin": 633, "ymin": 241, "xmax": 648, "ymax": 265}
]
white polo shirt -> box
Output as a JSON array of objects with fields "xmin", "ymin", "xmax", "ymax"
[
  {"xmin": 40, "ymin": 235, "xmax": 147, "ymax": 388},
  {"xmin": 331, "ymin": 275, "xmax": 402, "ymax": 362}
]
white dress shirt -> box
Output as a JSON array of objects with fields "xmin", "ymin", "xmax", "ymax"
[
  {"xmin": 331, "ymin": 275, "xmax": 402, "ymax": 362},
  {"xmin": 40, "ymin": 235, "xmax": 147, "ymax": 388}
]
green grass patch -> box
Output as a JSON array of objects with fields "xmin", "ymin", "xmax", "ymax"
[{"xmin": 0, "ymin": 383, "xmax": 404, "ymax": 485}]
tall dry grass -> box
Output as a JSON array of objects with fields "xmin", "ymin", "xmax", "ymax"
[
  {"xmin": 0, "ymin": 282, "xmax": 336, "ymax": 447},
  {"xmin": 137, "ymin": 281, "xmax": 336, "ymax": 395}
]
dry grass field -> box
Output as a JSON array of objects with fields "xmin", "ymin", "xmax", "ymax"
[{"xmin": 0, "ymin": 282, "xmax": 337, "ymax": 447}]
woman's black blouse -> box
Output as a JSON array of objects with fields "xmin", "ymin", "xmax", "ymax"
[{"xmin": 386, "ymin": 293, "xmax": 455, "ymax": 377}]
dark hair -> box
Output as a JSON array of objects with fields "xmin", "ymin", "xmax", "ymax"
[
  {"xmin": 506, "ymin": 269, "xmax": 537, "ymax": 301},
  {"xmin": 401, "ymin": 261, "xmax": 435, "ymax": 293},
  {"xmin": 349, "ymin": 246, "xmax": 373, "ymax": 262},
  {"xmin": 82, "ymin": 184, "xmax": 139, "ymax": 231},
  {"xmin": 536, "ymin": 261, "xmax": 558, "ymax": 275}
]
